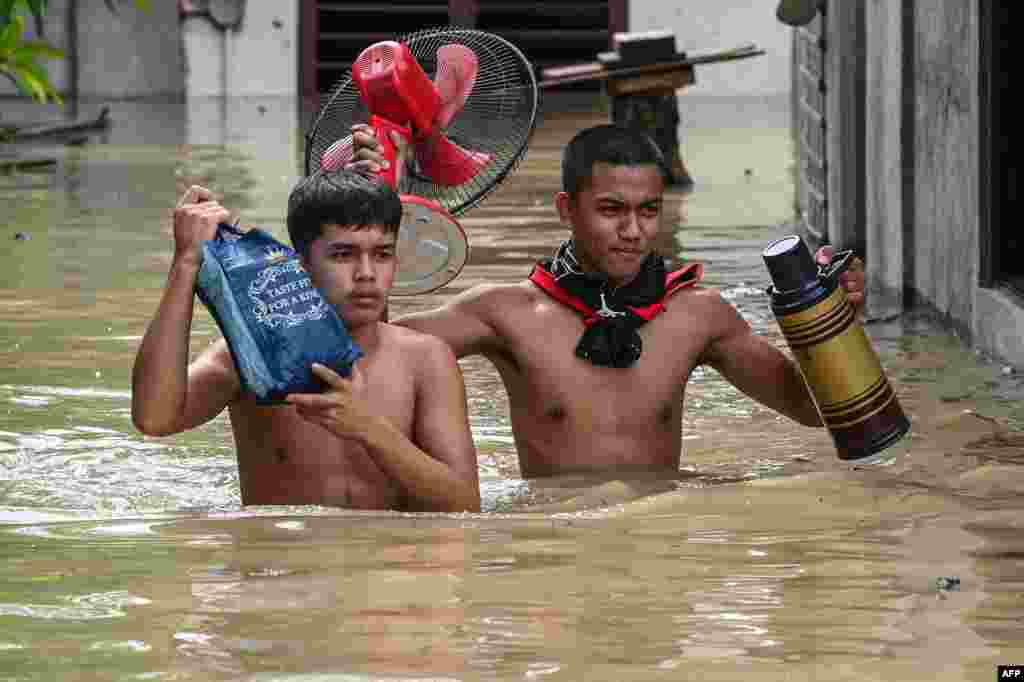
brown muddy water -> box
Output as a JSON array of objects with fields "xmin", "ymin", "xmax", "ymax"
[{"xmin": 0, "ymin": 93, "xmax": 1022, "ymax": 681}]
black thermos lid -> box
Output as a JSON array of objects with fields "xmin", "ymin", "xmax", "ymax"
[{"xmin": 763, "ymin": 235, "xmax": 819, "ymax": 293}]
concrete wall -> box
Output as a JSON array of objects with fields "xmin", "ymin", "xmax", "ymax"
[
  {"xmin": 909, "ymin": 0, "xmax": 978, "ymax": 333},
  {"xmin": 76, "ymin": 0, "xmax": 184, "ymax": 97},
  {"xmin": 862, "ymin": 0, "xmax": 907, "ymax": 321},
  {"xmin": 975, "ymin": 289, "xmax": 1024, "ymax": 368},
  {"xmin": 629, "ymin": 0, "xmax": 792, "ymax": 96},
  {"xmin": 809, "ymin": 0, "xmax": 1024, "ymax": 367},
  {"xmin": 182, "ymin": 1, "xmax": 298, "ymax": 97},
  {"xmin": 824, "ymin": 0, "xmax": 865, "ymax": 256},
  {"xmin": 1, "ymin": 0, "xmax": 296, "ymax": 100},
  {"xmin": 0, "ymin": 0, "xmax": 183, "ymax": 98},
  {"xmin": 788, "ymin": 0, "xmax": 865, "ymax": 258}
]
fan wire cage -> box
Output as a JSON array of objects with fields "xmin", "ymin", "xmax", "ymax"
[{"xmin": 306, "ymin": 27, "xmax": 540, "ymax": 217}]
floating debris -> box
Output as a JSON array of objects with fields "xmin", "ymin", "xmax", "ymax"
[
  {"xmin": 7, "ymin": 107, "xmax": 110, "ymax": 142},
  {"xmin": 1, "ymin": 158, "xmax": 57, "ymax": 172}
]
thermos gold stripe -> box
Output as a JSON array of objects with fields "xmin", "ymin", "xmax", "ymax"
[{"xmin": 763, "ymin": 236, "xmax": 910, "ymax": 460}]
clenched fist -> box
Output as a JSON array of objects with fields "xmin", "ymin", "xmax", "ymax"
[{"xmin": 172, "ymin": 185, "xmax": 232, "ymax": 267}]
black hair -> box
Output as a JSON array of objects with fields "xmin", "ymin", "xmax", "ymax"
[
  {"xmin": 561, "ymin": 124, "xmax": 669, "ymax": 198},
  {"xmin": 286, "ymin": 169, "xmax": 402, "ymax": 257}
]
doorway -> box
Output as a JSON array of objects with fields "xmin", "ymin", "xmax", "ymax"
[{"xmin": 980, "ymin": 0, "xmax": 1020, "ymax": 297}]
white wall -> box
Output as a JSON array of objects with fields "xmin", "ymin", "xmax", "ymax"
[
  {"xmin": 630, "ymin": 0, "xmax": 792, "ymax": 96},
  {"xmin": 182, "ymin": 0, "xmax": 298, "ymax": 97},
  {"xmin": 1, "ymin": 0, "xmax": 295, "ymax": 99}
]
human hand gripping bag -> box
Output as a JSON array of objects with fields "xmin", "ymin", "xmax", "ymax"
[{"xmin": 195, "ymin": 223, "xmax": 363, "ymax": 404}]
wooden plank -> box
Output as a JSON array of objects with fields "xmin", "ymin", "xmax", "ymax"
[
  {"xmin": 8, "ymin": 107, "xmax": 110, "ymax": 141},
  {"xmin": 799, "ymin": 69, "xmax": 825, "ymax": 118},
  {"xmin": 605, "ymin": 68, "xmax": 694, "ymax": 96},
  {"xmin": 804, "ymin": 191, "xmax": 828, "ymax": 241},
  {"xmin": 796, "ymin": 31, "xmax": 822, "ymax": 81},
  {"xmin": 800, "ymin": 12, "xmax": 823, "ymax": 39},
  {"xmin": 540, "ymin": 44, "xmax": 764, "ymax": 89},
  {"xmin": 825, "ymin": 0, "xmax": 866, "ymax": 254},
  {"xmin": 798, "ymin": 106, "xmax": 825, "ymax": 165},
  {"xmin": 804, "ymin": 156, "xmax": 827, "ymax": 196}
]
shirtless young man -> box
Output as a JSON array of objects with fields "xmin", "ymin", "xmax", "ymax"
[
  {"xmin": 349, "ymin": 123, "xmax": 865, "ymax": 478},
  {"xmin": 131, "ymin": 170, "xmax": 480, "ymax": 511}
]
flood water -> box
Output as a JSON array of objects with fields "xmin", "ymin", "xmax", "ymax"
[{"xmin": 1, "ymin": 93, "xmax": 1023, "ymax": 681}]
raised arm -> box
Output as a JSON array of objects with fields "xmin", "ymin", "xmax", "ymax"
[
  {"xmin": 699, "ymin": 292, "xmax": 823, "ymax": 427},
  {"xmin": 346, "ymin": 124, "xmax": 501, "ymax": 359},
  {"xmin": 131, "ymin": 186, "xmax": 241, "ymax": 436},
  {"xmin": 392, "ymin": 284, "xmax": 504, "ymax": 359},
  {"xmin": 285, "ymin": 346, "xmax": 480, "ymax": 513}
]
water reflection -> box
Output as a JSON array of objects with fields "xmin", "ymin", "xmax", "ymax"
[{"xmin": 0, "ymin": 489, "xmax": 1014, "ymax": 680}]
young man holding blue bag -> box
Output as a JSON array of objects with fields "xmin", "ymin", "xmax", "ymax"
[{"xmin": 131, "ymin": 171, "xmax": 480, "ymax": 512}]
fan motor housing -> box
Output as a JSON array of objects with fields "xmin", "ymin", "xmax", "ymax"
[{"xmin": 353, "ymin": 41, "xmax": 440, "ymax": 136}]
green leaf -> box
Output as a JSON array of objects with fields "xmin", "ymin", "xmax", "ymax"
[
  {"xmin": 0, "ymin": 13, "xmax": 23, "ymax": 54},
  {"xmin": 14, "ymin": 56, "xmax": 47, "ymax": 82},
  {"xmin": 16, "ymin": 39, "xmax": 62, "ymax": 59},
  {"xmin": 1, "ymin": 0, "xmax": 34, "ymax": 26},
  {"xmin": 25, "ymin": 0, "xmax": 44, "ymax": 22},
  {"xmin": 15, "ymin": 69, "xmax": 46, "ymax": 100},
  {"xmin": 0, "ymin": 50, "xmax": 59, "ymax": 103},
  {"xmin": 16, "ymin": 62, "xmax": 60, "ymax": 102},
  {"xmin": 0, "ymin": 0, "xmax": 17, "ymax": 26}
]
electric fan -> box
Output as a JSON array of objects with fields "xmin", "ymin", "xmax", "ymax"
[{"xmin": 305, "ymin": 27, "xmax": 539, "ymax": 295}]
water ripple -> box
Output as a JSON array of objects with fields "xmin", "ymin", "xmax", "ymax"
[{"xmin": 0, "ymin": 591, "xmax": 150, "ymax": 621}]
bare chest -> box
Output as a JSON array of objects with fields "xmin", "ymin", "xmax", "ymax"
[
  {"xmin": 227, "ymin": 354, "xmax": 417, "ymax": 508},
  {"xmin": 492, "ymin": 295, "xmax": 707, "ymax": 422}
]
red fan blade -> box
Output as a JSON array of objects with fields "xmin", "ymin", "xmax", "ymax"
[
  {"xmin": 414, "ymin": 44, "xmax": 488, "ymax": 185},
  {"xmin": 433, "ymin": 43, "xmax": 478, "ymax": 129},
  {"xmin": 416, "ymin": 133, "xmax": 492, "ymax": 186}
]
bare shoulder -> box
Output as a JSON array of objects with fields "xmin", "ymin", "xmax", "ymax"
[
  {"xmin": 665, "ymin": 285, "xmax": 745, "ymax": 324},
  {"xmin": 381, "ymin": 323, "xmax": 459, "ymax": 371},
  {"xmin": 663, "ymin": 285, "xmax": 751, "ymax": 357},
  {"xmin": 668, "ymin": 285, "xmax": 759, "ymax": 369},
  {"xmin": 448, "ymin": 280, "xmax": 538, "ymax": 316}
]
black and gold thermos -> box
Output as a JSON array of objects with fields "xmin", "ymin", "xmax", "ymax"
[{"xmin": 763, "ymin": 236, "xmax": 910, "ymax": 460}]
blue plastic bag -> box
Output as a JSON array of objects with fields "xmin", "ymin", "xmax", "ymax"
[{"xmin": 195, "ymin": 223, "xmax": 363, "ymax": 404}]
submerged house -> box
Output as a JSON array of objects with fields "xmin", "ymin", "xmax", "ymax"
[
  {"xmin": 0, "ymin": 1, "xmax": 623, "ymax": 99},
  {"xmin": 790, "ymin": 0, "xmax": 1020, "ymax": 367}
]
